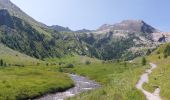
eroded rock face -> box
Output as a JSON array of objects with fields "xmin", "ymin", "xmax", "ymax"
[
  {"xmin": 151, "ymin": 32, "xmax": 170, "ymax": 42},
  {"xmin": 97, "ymin": 20, "xmax": 159, "ymax": 33}
]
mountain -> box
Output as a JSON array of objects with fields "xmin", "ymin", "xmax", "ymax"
[
  {"xmin": 50, "ymin": 25, "xmax": 72, "ymax": 32},
  {"xmin": 97, "ymin": 20, "xmax": 159, "ymax": 33},
  {"xmin": 0, "ymin": 9, "xmax": 84, "ymax": 59},
  {"xmin": 75, "ymin": 29, "xmax": 93, "ymax": 33},
  {"xmin": 78, "ymin": 20, "xmax": 163, "ymax": 60},
  {"xmin": 0, "ymin": 0, "xmax": 46, "ymax": 27},
  {"xmin": 0, "ymin": 9, "xmax": 163, "ymax": 60},
  {"xmin": 49, "ymin": 26, "xmax": 93, "ymax": 33},
  {"xmin": 0, "ymin": 0, "xmax": 168, "ymax": 60}
]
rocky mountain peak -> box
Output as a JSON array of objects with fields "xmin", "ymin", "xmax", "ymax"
[{"xmin": 97, "ymin": 20, "xmax": 159, "ymax": 33}]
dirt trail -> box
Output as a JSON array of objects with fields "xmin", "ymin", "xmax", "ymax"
[{"xmin": 136, "ymin": 63, "xmax": 161, "ymax": 100}]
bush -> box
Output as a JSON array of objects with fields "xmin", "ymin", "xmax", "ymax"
[
  {"xmin": 124, "ymin": 62, "xmax": 127, "ymax": 67},
  {"xmin": 142, "ymin": 57, "xmax": 146, "ymax": 66},
  {"xmin": 163, "ymin": 45, "xmax": 170, "ymax": 58},
  {"xmin": 158, "ymin": 56, "xmax": 161, "ymax": 59},
  {"xmin": 58, "ymin": 67, "xmax": 63, "ymax": 72},
  {"xmin": 85, "ymin": 60, "xmax": 91, "ymax": 65},
  {"xmin": 0, "ymin": 59, "xmax": 3, "ymax": 66},
  {"xmin": 146, "ymin": 49, "xmax": 152, "ymax": 55},
  {"xmin": 66, "ymin": 64, "xmax": 74, "ymax": 68},
  {"xmin": 164, "ymin": 54, "xmax": 168, "ymax": 58}
]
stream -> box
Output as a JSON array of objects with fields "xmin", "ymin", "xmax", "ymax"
[{"xmin": 35, "ymin": 74, "xmax": 100, "ymax": 100}]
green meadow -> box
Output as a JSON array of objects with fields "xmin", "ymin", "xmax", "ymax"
[
  {"xmin": 0, "ymin": 66, "xmax": 74, "ymax": 100},
  {"xmin": 60, "ymin": 59, "xmax": 146, "ymax": 100}
]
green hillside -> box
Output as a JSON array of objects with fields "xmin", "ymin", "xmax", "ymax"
[
  {"xmin": 141, "ymin": 42, "xmax": 170, "ymax": 100},
  {"xmin": 0, "ymin": 43, "xmax": 40, "ymax": 65}
]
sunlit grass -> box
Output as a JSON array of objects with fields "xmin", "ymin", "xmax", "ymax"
[
  {"xmin": 63, "ymin": 61, "xmax": 146, "ymax": 100},
  {"xmin": 0, "ymin": 66, "xmax": 74, "ymax": 100}
]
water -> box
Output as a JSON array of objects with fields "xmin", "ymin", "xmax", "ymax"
[{"xmin": 35, "ymin": 74, "xmax": 100, "ymax": 100}]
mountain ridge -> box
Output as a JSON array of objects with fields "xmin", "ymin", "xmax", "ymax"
[
  {"xmin": 97, "ymin": 20, "xmax": 160, "ymax": 33},
  {"xmin": 0, "ymin": 0, "xmax": 169, "ymax": 60}
]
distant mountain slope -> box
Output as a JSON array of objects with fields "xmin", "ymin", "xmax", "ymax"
[
  {"xmin": 77, "ymin": 20, "xmax": 162, "ymax": 60},
  {"xmin": 0, "ymin": 0, "xmax": 46, "ymax": 27},
  {"xmin": 75, "ymin": 29, "xmax": 93, "ymax": 33},
  {"xmin": 50, "ymin": 25, "xmax": 72, "ymax": 32},
  {"xmin": 0, "ymin": 43, "xmax": 40, "ymax": 65},
  {"xmin": 0, "ymin": 9, "xmax": 79, "ymax": 59}
]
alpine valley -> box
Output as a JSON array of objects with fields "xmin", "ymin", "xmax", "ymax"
[{"xmin": 0, "ymin": 0, "xmax": 170, "ymax": 100}]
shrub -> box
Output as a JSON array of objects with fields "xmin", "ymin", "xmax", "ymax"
[
  {"xmin": 158, "ymin": 56, "xmax": 161, "ymax": 59},
  {"xmin": 85, "ymin": 60, "xmax": 91, "ymax": 65},
  {"xmin": 163, "ymin": 45, "xmax": 170, "ymax": 58},
  {"xmin": 124, "ymin": 62, "xmax": 127, "ymax": 67},
  {"xmin": 142, "ymin": 57, "xmax": 146, "ymax": 66},
  {"xmin": 0, "ymin": 59, "xmax": 3, "ymax": 66},
  {"xmin": 164, "ymin": 54, "xmax": 168, "ymax": 58},
  {"xmin": 66, "ymin": 64, "xmax": 74, "ymax": 68},
  {"xmin": 146, "ymin": 49, "xmax": 152, "ymax": 55},
  {"xmin": 58, "ymin": 67, "xmax": 63, "ymax": 72}
]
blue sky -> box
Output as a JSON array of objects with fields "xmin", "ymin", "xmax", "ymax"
[{"xmin": 11, "ymin": 0, "xmax": 170, "ymax": 31}]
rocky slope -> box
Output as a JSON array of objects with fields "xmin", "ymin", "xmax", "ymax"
[{"xmin": 97, "ymin": 20, "xmax": 159, "ymax": 33}]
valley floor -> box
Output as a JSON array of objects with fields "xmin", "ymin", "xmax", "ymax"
[
  {"xmin": 61, "ymin": 60, "xmax": 146, "ymax": 100},
  {"xmin": 0, "ymin": 55, "xmax": 150, "ymax": 100}
]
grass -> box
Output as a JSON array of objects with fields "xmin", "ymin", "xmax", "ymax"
[
  {"xmin": 0, "ymin": 53, "xmax": 147, "ymax": 100},
  {"xmin": 45, "ymin": 55, "xmax": 101, "ymax": 65},
  {"xmin": 60, "ymin": 60, "xmax": 146, "ymax": 100},
  {"xmin": 0, "ymin": 43, "xmax": 41, "ymax": 65},
  {"xmin": 142, "ymin": 49, "xmax": 170, "ymax": 100},
  {"xmin": 0, "ymin": 66, "xmax": 74, "ymax": 100}
]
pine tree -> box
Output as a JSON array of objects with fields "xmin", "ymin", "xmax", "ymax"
[
  {"xmin": 142, "ymin": 57, "xmax": 146, "ymax": 66},
  {"xmin": 0, "ymin": 59, "xmax": 3, "ymax": 66}
]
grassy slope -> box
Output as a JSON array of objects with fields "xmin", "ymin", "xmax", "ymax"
[
  {"xmin": 0, "ymin": 43, "xmax": 147, "ymax": 100},
  {"xmin": 55, "ymin": 56, "xmax": 146, "ymax": 100},
  {"xmin": 143, "ymin": 44, "xmax": 170, "ymax": 100},
  {"xmin": 0, "ymin": 66, "xmax": 74, "ymax": 100},
  {"xmin": 0, "ymin": 45, "xmax": 74, "ymax": 100},
  {"xmin": 45, "ymin": 55, "xmax": 101, "ymax": 65},
  {"xmin": 0, "ymin": 43, "xmax": 41, "ymax": 65}
]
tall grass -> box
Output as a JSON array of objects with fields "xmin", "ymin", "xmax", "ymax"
[
  {"xmin": 143, "ymin": 51, "xmax": 170, "ymax": 100},
  {"xmin": 0, "ymin": 66, "xmax": 74, "ymax": 100},
  {"xmin": 63, "ymin": 62, "xmax": 146, "ymax": 100}
]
